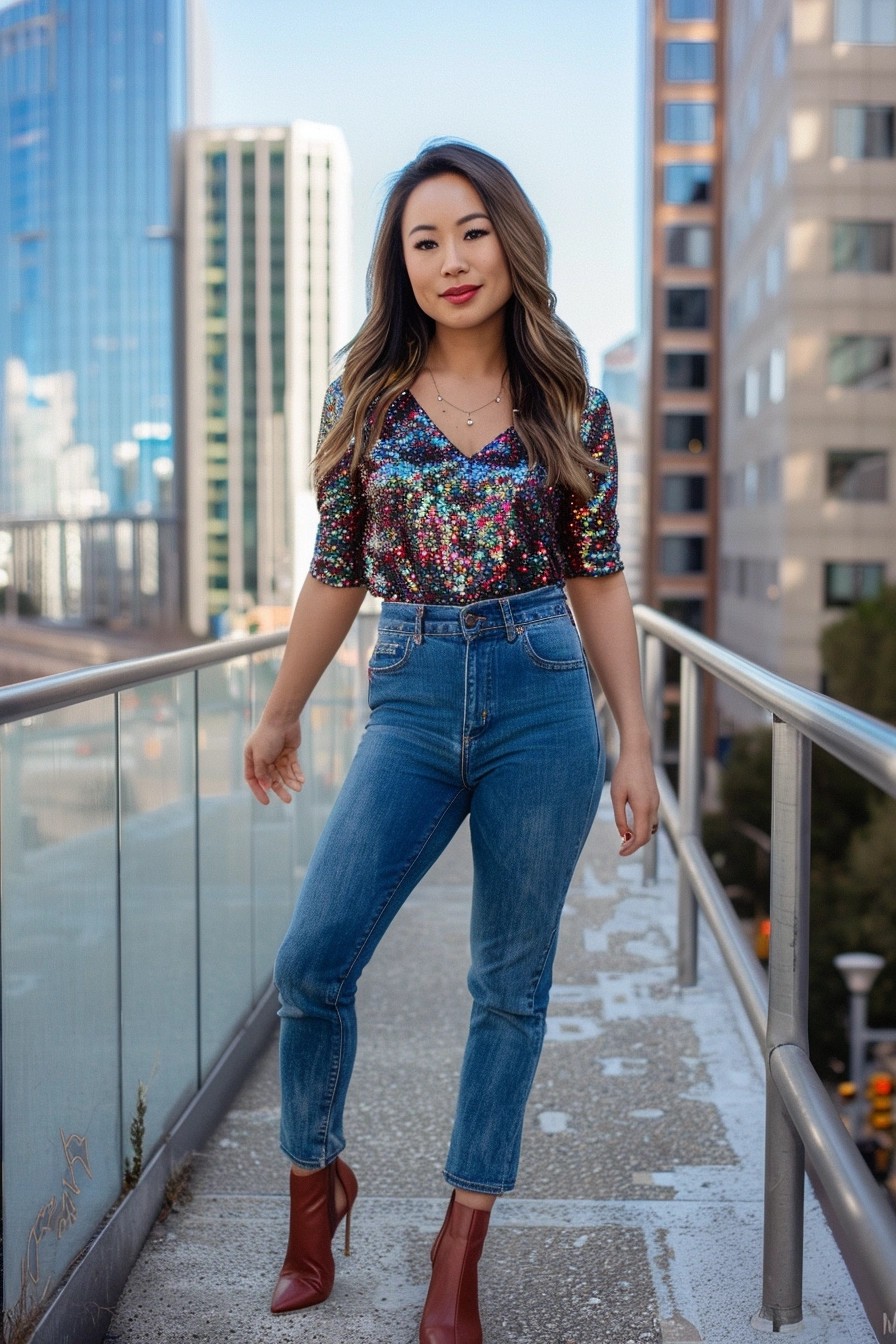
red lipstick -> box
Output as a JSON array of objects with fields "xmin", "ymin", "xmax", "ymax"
[{"xmin": 441, "ymin": 285, "xmax": 480, "ymax": 304}]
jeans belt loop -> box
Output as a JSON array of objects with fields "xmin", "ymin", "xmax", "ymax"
[
  {"xmin": 498, "ymin": 596, "xmax": 517, "ymax": 642},
  {"xmin": 414, "ymin": 604, "xmax": 424, "ymax": 645}
]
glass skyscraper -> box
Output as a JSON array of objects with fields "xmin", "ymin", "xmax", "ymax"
[{"xmin": 0, "ymin": 0, "xmax": 206, "ymax": 626}]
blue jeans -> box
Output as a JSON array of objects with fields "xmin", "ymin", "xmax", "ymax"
[{"xmin": 274, "ymin": 582, "xmax": 604, "ymax": 1194}]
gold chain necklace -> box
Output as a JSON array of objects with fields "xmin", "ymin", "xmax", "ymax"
[{"xmin": 425, "ymin": 368, "xmax": 506, "ymax": 427}]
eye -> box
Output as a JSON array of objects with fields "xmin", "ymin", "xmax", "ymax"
[
  {"xmin": 413, "ymin": 238, "xmax": 437, "ymax": 250},
  {"xmin": 465, "ymin": 227, "xmax": 489, "ymax": 240}
]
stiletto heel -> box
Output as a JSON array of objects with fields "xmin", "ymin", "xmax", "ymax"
[
  {"xmin": 344, "ymin": 1203, "xmax": 352, "ymax": 1256},
  {"xmin": 270, "ymin": 1156, "xmax": 358, "ymax": 1315}
]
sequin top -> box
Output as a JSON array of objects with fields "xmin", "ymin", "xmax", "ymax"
[{"xmin": 309, "ymin": 379, "xmax": 623, "ymax": 604}]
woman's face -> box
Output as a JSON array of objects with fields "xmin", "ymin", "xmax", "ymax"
[{"xmin": 401, "ymin": 173, "xmax": 513, "ymax": 332}]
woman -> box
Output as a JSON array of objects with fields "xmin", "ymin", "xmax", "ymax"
[{"xmin": 243, "ymin": 140, "xmax": 659, "ymax": 1344}]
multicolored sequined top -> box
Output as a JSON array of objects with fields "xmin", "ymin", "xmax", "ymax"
[{"xmin": 309, "ymin": 379, "xmax": 623, "ymax": 605}]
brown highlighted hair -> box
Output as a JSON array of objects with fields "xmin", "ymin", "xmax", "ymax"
[{"xmin": 313, "ymin": 140, "xmax": 602, "ymax": 498}]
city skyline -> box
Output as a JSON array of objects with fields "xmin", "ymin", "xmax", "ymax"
[{"xmin": 202, "ymin": 0, "xmax": 640, "ymax": 382}]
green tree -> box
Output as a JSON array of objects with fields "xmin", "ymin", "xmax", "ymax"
[{"xmin": 820, "ymin": 585, "xmax": 896, "ymax": 725}]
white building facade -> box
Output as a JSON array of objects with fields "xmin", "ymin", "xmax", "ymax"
[
  {"xmin": 720, "ymin": 0, "xmax": 896, "ymax": 717},
  {"xmin": 183, "ymin": 121, "xmax": 351, "ymax": 635}
]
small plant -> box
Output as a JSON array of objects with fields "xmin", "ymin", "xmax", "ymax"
[
  {"xmin": 2, "ymin": 1289, "xmax": 45, "ymax": 1344},
  {"xmin": 158, "ymin": 1155, "xmax": 194, "ymax": 1222},
  {"xmin": 122, "ymin": 1082, "xmax": 148, "ymax": 1193}
]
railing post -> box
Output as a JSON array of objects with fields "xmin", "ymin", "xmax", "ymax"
[
  {"xmin": 677, "ymin": 656, "xmax": 702, "ymax": 987},
  {"xmin": 642, "ymin": 632, "xmax": 665, "ymax": 884},
  {"xmin": 752, "ymin": 718, "xmax": 811, "ymax": 1333}
]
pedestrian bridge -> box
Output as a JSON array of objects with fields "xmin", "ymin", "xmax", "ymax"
[{"xmin": 1, "ymin": 606, "xmax": 894, "ymax": 1344}]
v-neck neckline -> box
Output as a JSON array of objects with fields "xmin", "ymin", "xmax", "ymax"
[{"xmin": 404, "ymin": 390, "xmax": 515, "ymax": 462}]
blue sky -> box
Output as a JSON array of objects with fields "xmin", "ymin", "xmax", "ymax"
[{"xmin": 204, "ymin": 0, "xmax": 642, "ymax": 379}]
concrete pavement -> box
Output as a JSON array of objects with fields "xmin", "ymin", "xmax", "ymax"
[{"xmin": 104, "ymin": 790, "xmax": 876, "ymax": 1344}]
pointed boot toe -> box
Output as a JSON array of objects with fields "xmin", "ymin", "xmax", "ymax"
[{"xmin": 270, "ymin": 1157, "xmax": 358, "ymax": 1315}]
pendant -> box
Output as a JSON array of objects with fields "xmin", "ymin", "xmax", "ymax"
[{"xmin": 466, "ymin": 417, "xmax": 474, "ymax": 426}]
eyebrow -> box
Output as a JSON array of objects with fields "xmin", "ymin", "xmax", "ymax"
[{"xmin": 408, "ymin": 212, "xmax": 491, "ymax": 236}]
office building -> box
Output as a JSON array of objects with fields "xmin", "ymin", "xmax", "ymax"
[
  {"xmin": 0, "ymin": 0, "xmax": 208, "ymax": 626},
  {"xmin": 640, "ymin": 0, "xmax": 725, "ymax": 651},
  {"xmin": 183, "ymin": 121, "xmax": 351, "ymax": 636},
  {"xmin": 720, "ymin": 0, "xmax": 896, "ymax": 716}
]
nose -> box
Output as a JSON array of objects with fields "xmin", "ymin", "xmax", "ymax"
[{"xmin": 441, "ymin": 239, "xmax": 468, "ymax": 275}]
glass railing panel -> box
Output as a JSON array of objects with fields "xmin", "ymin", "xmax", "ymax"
[
  {"xmin": 247, "ymin": 627, "xmax": 369, "ymax": 999},
  {"xmin": 197, "ymin": 658, "xmax": 253, "ymax": 1079},
  {"xmin": 250, "ymin": 650, "xmax": 301, "ymax": 999},
  {"xmin": 0, "ymin": 699, "xmax": 120, "ymax": 1313},
  {"xmin": 119, "ymin": 673, "xmax": 199, "ymax": 1158}
]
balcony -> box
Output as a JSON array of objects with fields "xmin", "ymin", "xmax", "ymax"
[{"xmin": 1, "ymin": 608, "xmax": 894, "ymax": 1344}]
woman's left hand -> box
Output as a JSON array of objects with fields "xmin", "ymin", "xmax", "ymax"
[{"xmin": 611, "ymin": 744, "xmax": 660, "ymax": 856}]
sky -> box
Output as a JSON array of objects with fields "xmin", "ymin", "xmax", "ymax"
[{"xmin": 203, "ymin": 0, "xmax": 642, "ymax": 379}]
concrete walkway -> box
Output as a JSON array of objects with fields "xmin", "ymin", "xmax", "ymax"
[{"xmin": 104, "ymin": 791, "xmax": 876, "ymax": 1344}]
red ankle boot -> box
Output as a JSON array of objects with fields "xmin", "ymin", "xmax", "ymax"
[
  {"xmin": 419, "ymin": 1191, "xmax": 491, "ymax": 1344},
  {"xmin": 270, "ymin": 1156, "xmax": 358, "ymax": 1314}
]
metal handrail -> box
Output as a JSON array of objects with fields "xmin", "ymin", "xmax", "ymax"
[
  {"xmin": 635, "ymin": 605, "xmax": 896, "ymax": 797},
  {"xmin": 633, "ymin": 603, "xmax": 896, "ymax": 1336},
  {"xmin": 0, "ymin": 629, "xmax": 289, "ymax": 725}
]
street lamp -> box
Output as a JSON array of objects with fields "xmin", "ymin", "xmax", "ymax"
[{"xmin": 834, "ymin": 952, "xmax": 886, "ymax": 1087}]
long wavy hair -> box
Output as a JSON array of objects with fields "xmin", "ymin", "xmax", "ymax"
[{"xmin": 312, "ymin": 140, "xmax": 602, "ymax": 498}]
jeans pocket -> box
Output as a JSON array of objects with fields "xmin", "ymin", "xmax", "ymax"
[
  {"xmin": 521, "ymin": 617, "xmax": 585, "ymax": 670},
  {"xmin": 368, "ymin": 633, "xmax": 413, "ymax": 673},
  {"xmin": 367, "ymin": 633, "xmax": 414, "ymax": 709}
]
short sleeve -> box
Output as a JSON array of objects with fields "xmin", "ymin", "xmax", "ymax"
[
  {"xmin": 309, "ymin": 380, "xmax": 368, "ymax": 588},
  {"xmin": 557, "ymin": 387, "xmax": 623, "ymax": 578}
]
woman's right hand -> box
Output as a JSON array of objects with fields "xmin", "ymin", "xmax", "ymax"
[{"xmin": 243, "ymin": 717, "xmax": 305, "ymax": 805}]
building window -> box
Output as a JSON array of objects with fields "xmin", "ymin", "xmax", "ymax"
[
  {"xmin": 666, "ymin": 41, "xmax": 716, "ymax": 81},
  {"xmin": 661, "ymin": 474, "xmax": 708, "ymax": 512},
  {"xmin": 660, "ymin": 536, "xmax": 706, "ymax": 573},
  {"xmin": 668, "ymin": 0, "xmax": 715, "ymax": 17},
  {"xmin": 664, "ymin": 162, "xmax": 713, "ymax": 203},
  {"xmin": 666, "ymin": 224, "xmax": 713, "ymax": 267},
  {"xmin": 665, "ymin": 352, "xmax": 709, "ymax": 389},
  {"xmin": 665, "ymin": 102, "xmax": 716, "ymax": 143},
  {"xmin": 660, "ymin": 597, "xmax": 705, "ymax": 630},
  {"xmin": 772, "ymin": 19, "xmax": 790, "ymax": 75},
  {"xmin": 666, "ymin": 287, "xmax": 710, "ymax": 328},
  {"xmin": 773, "ymin": 130, "xmax": 789, "ymax": 182},
  {"xmin": 824, "ymin": 562, "xmax": 885, "ymax": 606},
  {"xmin": 743, "ymin": 366, "xmax": 760, "ymax": 416},
  {"xmin": 834, "ymin": 0, "xmax": 896, "ymax": 43},
  {"xmin": 833, "ymin": 105, "xmax": 895, "ymax": 158},
  {"xmin": 826, "ymin": 450, "xmax": 889, "ymax": 500},
  {"xmin": 766, "ymin": 241, "xmax": 784, "ymax": 294},
  {"xmin": 832, "ymin": 221, "xmax": 894, "ymax": 272},
  {"xmin": 664, "ymin": 412, "xmax": 708, "ymax": 453},
  {"xmin": 828, "ymin": 335, "xmax": 892, "ymax": 387},
  {"xmin": 746, "ymin": 82, "xmax": 760, "ymax": 131},
  {"xmin": 722, "ymin": 558, "xmax": 780, "ymax": 601},
  {"xmin": 769, "ymin": 348, "xmax": 786, "ymax": 403}
]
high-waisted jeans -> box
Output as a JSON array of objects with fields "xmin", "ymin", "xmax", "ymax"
[{"xmin": 274, "ymin": 582, "xmax": 605, "ymax": 1194}]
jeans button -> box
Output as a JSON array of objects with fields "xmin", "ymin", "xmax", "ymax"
[{"xmin": 463, "ymin": 611, "xmax": 480, "ymax": 627}]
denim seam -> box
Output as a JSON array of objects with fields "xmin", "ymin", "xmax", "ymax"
[
  {"xmin": 379, "ymin": 611, "xmax": 568, "ymax": 637},
  {"xmin": 520, "ymin": 621, "xmax": 585, "ymax": 671},
  {"xmin": 443, "ymin": 1171, "xmax": 515, "ymax": 1196}
]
